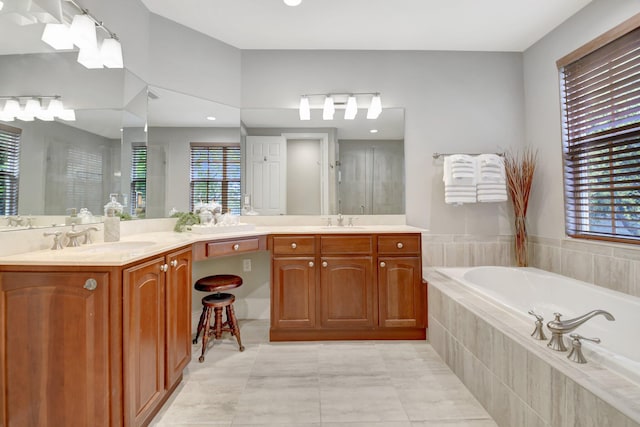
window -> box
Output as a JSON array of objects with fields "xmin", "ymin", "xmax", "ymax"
[
  {"xmin": 65, "ymin": 147, "xmax": 103, "ymax": 214},
  {"xmin": 190, "ymin": 143, "xmax": 241, "ymax": 214},
  {"xmin": 0, "ymin": 124, "xmax": 21, "ymax": 216},
  {"xmin": 130, "ymin": 144, "xmax": 147, "ymax": 216},
  {"xmin": 558, "ymin": 19, "xmax": 640, "ymax": 243}
]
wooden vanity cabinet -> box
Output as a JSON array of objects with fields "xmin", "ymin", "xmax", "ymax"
[
  {"xmin": 0, "ymin": 267, "xmax": 115, "ymax": 427},
  {"xmin": 0, "ymin": 245, "xmax": 193, "ymax": 427},
  {"xmin": 377, "ymin": 235, "xmax": 426, "ymax": 329},
  {"xmin": 269, "ymin": 232, "xmax": 425, "ymax": 341},
  {"xmin": 123, "ymin": 247, "xmax": 192, "ymax": 427}
]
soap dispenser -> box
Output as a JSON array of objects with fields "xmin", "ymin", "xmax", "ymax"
[{"xmin": 103, "ymin": 195, "xmax": 123, "ymax": 242}]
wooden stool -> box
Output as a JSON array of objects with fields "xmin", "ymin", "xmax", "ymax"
[{"xmin": 193, "ymin": 275, "xmax": 244, "ymax": 362}]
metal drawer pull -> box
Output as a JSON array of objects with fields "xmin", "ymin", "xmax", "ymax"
[
  {"xmin": 396, "ymin": 242, "xmax": 404, "ymax": 249},
  {"xmin": 170, "ymin": 260, "xmax": 178, "ymax": 267},
  {"xmin": 291, "ymin": 242, "xmax": 297, "ymax": 249},
  {"xmin": 160, "ymin": 264, "xmax": 168, "ymax": 272},
  {"xmin": 84, "ymin": 278, "xmax": 98, "ymax": 291},
  {"xmin": 322, "ymin": 261, "xmax": 328, "ymax": 267},
  {"xmin": 380, "ymin": 261, "xmax": 386, "ymax": 267},
  {"xmin": 233, "ymin": 244, "xmax": 240, "ymax": 251},
  {"xmin": 308, "ymin": 261, "xmax": 314, "ymax": 267}
]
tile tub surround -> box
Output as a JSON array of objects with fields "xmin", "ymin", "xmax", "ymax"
[
  {"xmin": 529, "ymin": 235, "xmax": 640, "ymax": 298},
  {"xmin": 422, "ymin": 234, "xmax": 514, "ymax": 267},
  {"xmin": 426, "ymin": 270, "xmax": 640, "ymax": 427},
  {"xmin": 151, "ymin": 319, "xmax": 498, "ymax": 427}
]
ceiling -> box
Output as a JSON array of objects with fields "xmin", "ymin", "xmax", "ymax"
[{"xmin": 141, "ymin": 0, "xmax": 593, "ymax": 52}]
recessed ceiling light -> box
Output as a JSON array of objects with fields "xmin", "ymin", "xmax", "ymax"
[
  {"xmin": 284, "ymin": 0, "xmax": 302, "ymax": 6},
  {"xmin": 206, "ymin": 116, "xmax": 216, "ymax": 121},
  {"xmin": 370, "ymin": 129, "xmax": 378, "ymax": 134}
]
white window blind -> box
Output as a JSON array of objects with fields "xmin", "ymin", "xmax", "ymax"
[
  {"xmin": 66, "ymin": 147, "xmax": 103, "ymax": 214},
  {"xmin": 130, "ymin": 144, "xmax": 147, "ymax": 216},
  {"xmin": 0, "ymin": 124, "xmax": 21, "ymax": 216},
  {"xmin": 559, "ymin": 25, "xmax": 640, "ymax": 243},
  {"xmin": 190, "ymin": 143, "xmax": 241, "ymax": 214}
]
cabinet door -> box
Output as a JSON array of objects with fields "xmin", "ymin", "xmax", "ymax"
[
  {"xmin": 320, "ymin": 257, "xmax": 374, "ymax": 328},
  {"xmin": 123, "ymin": 258, "xmax": 166, "ymax": 427},
  {"xmin": 272, "ymin": 257, "xmax": 317, "ymax": 329},
  {"xmin": 165, "ymin": 248, "xmax": 192, "ymax": 389},
  {"xmin": 0, "ymin": 271, "xmax": 110, "ymax": 427},
  {"xmin": 378, "ymin": 257, "xmax": 426, "ymax": 328}
]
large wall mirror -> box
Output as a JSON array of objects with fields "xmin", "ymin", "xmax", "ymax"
[{"xmin": 242, "ymin": 108, "xmax": 405, "ymax": 215}]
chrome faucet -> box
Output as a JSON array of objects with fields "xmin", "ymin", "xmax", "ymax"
[
  {"xmin": 43, "ymin": 231, "xmax": 64, "ymax": 250},
  {"xmin": 546, "ymin": 310, "xmax": 615, "ymax": 351}
]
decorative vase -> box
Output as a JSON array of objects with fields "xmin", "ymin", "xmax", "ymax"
[{"xmin": 514, "ymin": 216, "xmax": 528, "ymax": 267}]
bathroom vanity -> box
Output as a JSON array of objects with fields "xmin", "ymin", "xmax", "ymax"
[{"xmin": 0, "ymin": 225, "xmax": 424, "ymax": 427}]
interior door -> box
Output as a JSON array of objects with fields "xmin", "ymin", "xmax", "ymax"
[{"xmin": 246, "ymin": 136, "xmax": 287, "ymax": 215}]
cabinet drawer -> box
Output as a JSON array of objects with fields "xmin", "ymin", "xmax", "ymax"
[
  {"xmin": 320, "ymin": 236, "xmax": 373, "ymax": 255},
  {"xmin": 378, "ymin": 234, "xmax": 421, "ymax": 255},
  {"xmin": 272, "ymin": 235, "xmax": 316, "ymax": 255},
  {"xmin": 206, "ymin": 237, "xmax": 261, "ymax": 257}
]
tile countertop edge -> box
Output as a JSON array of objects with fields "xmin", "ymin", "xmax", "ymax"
[{"xmin": 0, "ymin": 225, "xmax": 427, "ymax": 267}]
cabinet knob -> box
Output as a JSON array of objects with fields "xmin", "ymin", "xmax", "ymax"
[
  {"xmin": 233, "ymin": 244, "xmax": 240, "ymax": 251},
  {"xmin": 83, "ymin": 278, "xmax": 98, "ymax": 291},
  {"xmin": 160, "ymin": 264, "xmax": 168, "ymax": 272},
  {"xmin": 291, "ymin": 243, "xmax": 297, "ymax": 249},
  {"xmin": 308, "ymin": 261, "xmax": 314, "ymax": 267},
  {"xmin": 380, "ymin": 261, "xmax": 386, "ymax": 268},
  {"xmin": 322, "ymin": 261, "xmax": 328, "ymax": 268},
  {"xmin": 396, "ymin": 242, "xmax": 404, "ymax": 249},
  {"xmin": 170, "ymin": 260, "xmax": 178, "ymax": 268}
]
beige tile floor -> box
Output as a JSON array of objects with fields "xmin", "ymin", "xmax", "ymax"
[{"xmin": 151, "ymin": 320, "xmax": 498, "ymax": 427}]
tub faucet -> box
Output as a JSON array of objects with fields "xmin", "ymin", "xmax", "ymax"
[
  {"xmin": 546, "ymin": 310, "xmax": 614, "ymax": 352},
  {"xmin": 527, "ymin": 310, "xmax": 547, "ymax": 340}
]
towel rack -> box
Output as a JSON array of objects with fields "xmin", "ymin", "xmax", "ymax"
[{"xmin": 432, "ymin": 152, "xmax": 505, "ymax": 159}]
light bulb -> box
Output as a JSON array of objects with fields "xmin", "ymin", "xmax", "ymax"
[{"xmin": 299, "ymin": 96, "xmax": 310, "ymax": 120}]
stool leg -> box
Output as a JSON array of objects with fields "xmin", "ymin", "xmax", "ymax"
[
  {"xmin": 198, "ymin": 307, "xmax": 213, "ymax": 363},
  {"xmin": 213, "ymin": 307, "xmax": 224, "ymax": 339},
  {"xmin": 193, "ymin": 305, "xmax": 207, "ymax": 344},
  {"xmin": 227, "ymin": 304, "xmax": 245, "ymax": 352}
]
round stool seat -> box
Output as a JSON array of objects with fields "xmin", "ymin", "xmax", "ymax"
[
  {"xmin": 195, "ymin": 274, "xmax": 243, "ymax": 293},
  {"xmin": 202, "ymin": 292, "xmax": 235, "ymax": 307}
]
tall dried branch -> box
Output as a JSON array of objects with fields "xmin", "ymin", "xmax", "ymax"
[{"xmin": 504, "ymin": 148, "xmax": 538, "ymax": 219}]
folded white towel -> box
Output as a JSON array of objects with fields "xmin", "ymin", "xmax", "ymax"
[
  {"xmin": 444, "ymin": 155, "xmax": 477, "ymax": 186},
  {"xmin": 478, "ymin": 194, "xmax": 507, "ymax": 202},
  {"xmin": 445, "ymin": 196, "xmax": 476, "ymax": 205}
]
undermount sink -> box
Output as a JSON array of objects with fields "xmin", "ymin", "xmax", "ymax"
[{"xmin": 73, "ymin": 240, "xmax": 157, "ymax": 254}]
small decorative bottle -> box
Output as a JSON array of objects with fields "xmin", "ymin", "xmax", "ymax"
[{"xmin": 104, "ymin": 196, "xmax": 123, "ymax": 242}]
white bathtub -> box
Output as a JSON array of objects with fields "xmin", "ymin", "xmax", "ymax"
[{"xmin": 436, "ymin": 266, "xmax": 640, "ymax": 385}]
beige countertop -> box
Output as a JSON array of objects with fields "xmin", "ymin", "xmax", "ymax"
[{"xmin": 0, "ymin": 225, "xmax": 425, "ymax": 267}]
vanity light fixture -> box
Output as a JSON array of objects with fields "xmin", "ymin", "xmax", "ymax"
[
  {"xmin": 298, "ymin": 92, "xmax": 383, "ymax": 121},
  {"xmin": 0, "ymin": 96, "xmax": 75, "ymax": 122},
  {"xmin": 370, "ymin": 129, "xmax": 379, "ymax": 134},
  {"xmin": 283, "ymin": 0, "xmax": 302, "ymax": 6},
  {"xmin": 38, "ymin": 0, "xmax": 124, "ymax": 69},
  {"xmin": 0, "ymin": 1, "xmax": 4, "ymax": 12},
  {"xmin": 206, "ymin": 116, "xmax": 217, "ymax": 121}
]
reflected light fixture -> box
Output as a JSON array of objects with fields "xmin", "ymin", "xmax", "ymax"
[
  {"xmin": 41, "ymin": 23, "xmax": 74, "ymax": 50},
  {"xmin": 322, "ymin": 96, "xmax": 335, "ymax": 120},
  {"xmin": 0, "ymin": 96, "xmax": 75, "ymax": 122},
  {"xmin": 77, "ymin": 45, "xmax": 104, "ymax": 69},
  {"xmin": 367, "ymin": 94, "xmax": 382, "ymax": 119},
  {"xmin": 206, "ymin": 116, "xmax": 216, "ymax": 121},
  {"xmin": 0, "ymin": 1, "xmax": 4, "ymax": 11},
  {"xmin": 344, "ymin": 95, "xmax": 358, "ymax": 120},
  {"xmin": 299, "ymin": 96, "xmax": 310, "ymax": 120},
  {"xmin": 369, "ymin": 129, "xmax": 379, "ymax": 134},
  {"xmin": 100, "ymin": 38, "xmax": 123, "ymax": 68},
  {"xmin": 283, "ymin": 0, "xmax": 302, "ymax": 6},
  {"xmin": 69, "ymin": 13, "xmax": 97, "ymax": 49}
]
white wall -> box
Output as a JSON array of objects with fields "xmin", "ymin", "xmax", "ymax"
[
  {"xmin": 241, "ymin": 50, "xmax": 525, "ymax": 232},
  {"xmin": 523, "ymin": 0, "xmax": 640, "ymax": 239}
]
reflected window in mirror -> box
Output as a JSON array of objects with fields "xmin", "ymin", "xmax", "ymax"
[
  {"xmin": 130, "ymin": 143, "xmax": 147, "ymax": 217},
  {"xmin": 189, "ymin": 143, "xmax": 241, "ymax": 214},
  {"xmin": 0, "ymin": 124, "xmax": 21, "ymax": 216}
]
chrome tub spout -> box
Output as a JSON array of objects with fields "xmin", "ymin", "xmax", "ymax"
[{"xmin": 546, "ymin": 310, "xmax": 615, "ymax": 352}]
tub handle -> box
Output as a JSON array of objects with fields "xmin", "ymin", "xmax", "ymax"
[
  {"xmin": 528, "ymin": 310, "xmax": 547, "ymax": 341},
  {"xmin": 568, "ymin": 333, "xmax": 600, "ymax": 364}
]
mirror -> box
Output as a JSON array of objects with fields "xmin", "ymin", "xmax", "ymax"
[
  {"xmin": 143, "ymin": 86, "xmax": 241, "ymax": 218},
  {"xmin": 241, "ymin": 108, "xmax": 405, "ymax": 215},
  {"xmin": 0, "ymin": 50, "xmax": 139, "ymax": 229}
]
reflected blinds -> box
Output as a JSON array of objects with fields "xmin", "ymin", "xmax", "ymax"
[
  {"xmin": 0, "ymin": 124, "xmax": 21, "ymax": 216},
  {"xmin": 66, "ymin": 147, "xmax": 103, "ymax": 214},
  {"xmin": 189, "ymin": 143, "xmax": 241, "ymax": 215},
  {"xmin": 130, "ymin": 144, "xmax": 147, "ymax": 215},
  {"xmin": 560, "ymin": 26, "xmax": 640, "ymax": 242}
]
